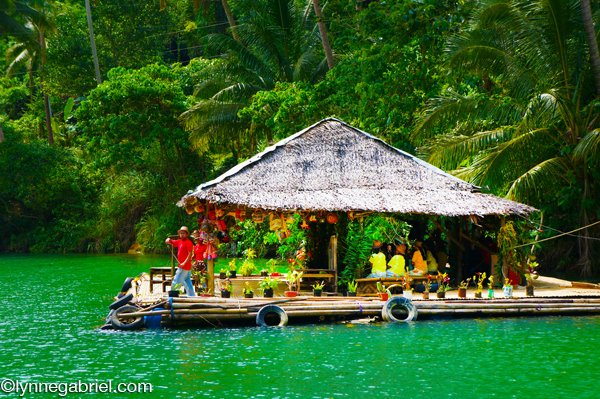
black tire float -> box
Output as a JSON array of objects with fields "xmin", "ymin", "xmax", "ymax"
[
  {"xmin": 109, "ymin": 293, "xmax": 134, "ymax": 310},
  {"xmin": 116, "ymin": 277, "xmax": 134, "ymax": 298},
  {"xmin": 256, "ymin": 305, "xmax": 288, "ymax": 327},
  {"xmin": 110, "ymin": 305, "xmax": 144, "ymax": 330},
  {"xmin": 381, "ymin": 297, "xmax": 417, "ymax": 322}
]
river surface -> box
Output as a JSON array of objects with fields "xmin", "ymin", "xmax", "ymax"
[{"xmin": 1, "ymin": 254, "xmax": 599, "ymax": 398}]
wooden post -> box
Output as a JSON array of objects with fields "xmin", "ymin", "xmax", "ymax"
[{"xmin": 207, "ymin": 258, "xmax": 215, "ymax": 295}]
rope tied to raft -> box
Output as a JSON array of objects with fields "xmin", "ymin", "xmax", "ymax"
[
  {"xmin": 169, "ymin": 297, "xmax": 175, "ymax": 320},
  {"xmin": 356, "ymin": 301, "xmax": 363, "ymax": 314}
]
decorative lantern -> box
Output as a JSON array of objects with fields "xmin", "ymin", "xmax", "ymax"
[{"xmin": 326, "ymin": 213, "xmax": 338, "ymax": 224}]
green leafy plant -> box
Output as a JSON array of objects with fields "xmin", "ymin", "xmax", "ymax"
[
  {"xmin": 229, "ymin": 258, "xmax": 237, "ymax": 272},
  {"xmin": 487, "ymin": 275, "xmax": 495, "ymax": 290},
  {"xmin": 312, "ymin": 281, "xmax": 325, "ymax": 291},
  {"xmin": 376, "ymin": 282, "xmax": 390, "ymax": 294},
  {"xmin": 258, "ymin": 276, "xmax": 280, "ymax": 292},
  {"xmin": 347, "ymin": 280, "xmax": 358, "ymax": 293},
  {"xmin": 239, "ymin": 248, "xmax": 258, "ymax": 276},
  {"xmin": 242, "ymin": 282, "xmax": 254, "ymax": 295}
]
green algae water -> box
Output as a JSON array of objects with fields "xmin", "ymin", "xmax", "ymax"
[{"xmin": 1, "ymin": 254, "xmax": 600, "ymax": 399}]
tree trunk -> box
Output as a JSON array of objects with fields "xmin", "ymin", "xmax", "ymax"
[
  {"xmin": 0, "ymin": 124, "xmax": 4, "ymax": 143},
  {"xmin": 578, "ymin": 169, "xmax": 593, "ymax": 276},
  {"xmin": 581, "ymin": 0, "xmax": 600, "ymax": 97},
  {"xmin": 85, "ymin": 0, "xmax": 102, "ymax": 85},
  {"xmin": 221, "ymin": 0, "xmax": 239, "ymax": 42},
  {"xmin": 39, "ymin": 30, "xmax": 53, "ymax": 145},
  {"xmin": 312, "ymin": 0, "xmax": 334, "ymax": 69}
]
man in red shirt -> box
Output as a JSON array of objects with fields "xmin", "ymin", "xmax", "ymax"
[{"xmin": 165, "ymin": 226, "xmax": 196, "ymax": 296}]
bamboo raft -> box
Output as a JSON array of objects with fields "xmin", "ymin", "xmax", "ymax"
[{"xmin": 102, "ymin": 273, "xmax": 600, "ymax": 330}]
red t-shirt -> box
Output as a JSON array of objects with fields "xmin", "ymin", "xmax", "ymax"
[
  {"xmin": 194, "ymin": 243, "xmax": 207, "ymax": 261},
  {"xmin": 170, "ymin": 238, "xmax": 194, "ymax": 270}
]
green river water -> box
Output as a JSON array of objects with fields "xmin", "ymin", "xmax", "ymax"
[{"xmin": 1, "ymin": 254, "xmax": 599, "ymax": 399}]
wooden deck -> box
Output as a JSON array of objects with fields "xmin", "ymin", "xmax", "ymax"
[{"xmin": 101, "ymin": 272, "xmax": 600, "ymax": 330}]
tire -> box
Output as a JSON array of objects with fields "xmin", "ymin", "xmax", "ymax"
[
  {"xmin": 256, "ymin": 305, "xmax": 288, "ymax": 327},
  {"xmin": 117, "ymin": 277, "xmax": 134, "ymax": 298},
  {"xmin": 381, "ymin": 297, "xmax": 417, "ymax": 322},
  {"xmin": 110, "ymin": 305, "xmax": 144, "ymax": 330},
  {"xmin": 109, "ymin": 293, "xmax": 134, "ymax": 310}
]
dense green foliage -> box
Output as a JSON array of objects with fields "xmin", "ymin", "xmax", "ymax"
[{"xmin": 1, "ymin": 0, "xmax": 598, "ymax": 276}]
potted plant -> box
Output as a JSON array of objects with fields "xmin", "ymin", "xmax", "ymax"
[
  {"xmin": 503, "ymin": 277, "xmax": 513, "ymax": 298},
  {"xmin": 487, "ymin": 275, "xmax": 495, "ymax": 299},
  {"xmin": 376, "ymin": 282, "xmax": 390, "ymax": 301},
  {"xmin": 259, "ymin": 276, "xmax": 279, "ymax": 298},
  {"xmin": 436, "ymin": 273, "xmax": 450, "ymax": 298},
  {"xmin": 219, "ymin": 268, "xmax": 227, "ymax": 279},
  {"xmin": 242, "ymin": 282, "xmax": 254, "ymax": 298},
  {"xmin": 239, "ymin": 248, "xmax": 258, "ymax": 277},
  {"xmin": 284, "ymin": 270, "xmax": 303, "ymax": 297},
  {"xmin": 228, "ymin": 259, "xmax": 237, "ymax": 278},
  {"xmin": 347, "ymin": 280, "xmax": 358, "ymax": 297},
  {"xmin": 260, "ymin": 269, "xmax": 268, "ymax": 277},
  {"xmin": 221, "ymin": 278, "xmax": 232, "ymax": 298},
  {"xmin": 524, "ymin": 260, "xmax": 539, "ymax": 296},
  {"xmin": 168, "ymin": 283, "xmax": 183, "ymax": 298},
  {"xmin": 312, "ymin": 281, "xmax": 325, "ymax": 297},
  {"xmin": 473, "ymin": 272, "xmax": 486, "ymax": 299},
  {"xmin": 266, "ymin": 259, "xmax": 281, "ymax": 276},
  {"xmin": 458, "ymin": 277, "xmax": 471, "ymax": 298},
  {"xmin": 422, "ymin": 275, "xmax": 433, "ymax": 299}
]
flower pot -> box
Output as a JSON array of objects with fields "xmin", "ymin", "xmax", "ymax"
[
  {"xmin": 219, "ymin": 272, "xmax": 227, "ymax": 279},
  {"xmin": 284, "ymin": 291, "xmax": 298, "ymax": 298},
  {"xmin": 488, "ymin": 289, "xmax": 494, "ymax": 299},
  {"xmin": 168, "ymin": 290, "xmax": 179, "ymax": 298},
  {"xmin": 458, "ymin": 288, "xmax": 467, "ymax": 298},
  {"xmin": 526, "ymin": 285, "xmax": 534, "ymax": 297},
  {"xmin": 260, "ymin": 271, "xmax": 268, "ymax": 277},
  {"xmin": 436, "ymin": 291, "xmax": 445, "ymax": 299},
  {"xmin": 244, "ymin": 293, "xmax": 254, "ymax": 299},
  {"xmin": 474, "ymin": 292, "xmax": 482, "ymax": 299},
  {"xmin": 229, "ymin": 271, "xmax": 237, "ymax": 278},
  {"xmin": 378, "ymin": 293, "xmax": 389, "ymax": 301},
  {"xmin": 422, "ymin": 292, "xmax": 429, "ymax": 300},
  {"xmin": 221, "ymin": 290, "xmax": 231, "ymax": 298},
  {"xmin": 263, "ymin": 288, "xmax": 274, "ymax": 298},
  {"xmin": 503, "ymin": 286, "xmax": 513, "ymax": 298},
  {"xmin": 347, "ymin": 292, "xmax": 357, "ymax": 297},
  {"xmin": 313, "ymin": 289, "xmax": 322, "ymax": 297}
]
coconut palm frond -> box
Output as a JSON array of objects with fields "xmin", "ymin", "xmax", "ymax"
[
  {"xmin": 424, "ymin": 127, "xmax": 512, "ymax": 171},
  {"xmin": 506, "ymin": 156, "xmax": 571, "ymax": 203},
  {"xmin": 465, "ymin": 127, "xmax": 558, "ymax": 187},
  {"xmin": 572, "ymin": 129, "xmax": 600, "ymax": 163}
]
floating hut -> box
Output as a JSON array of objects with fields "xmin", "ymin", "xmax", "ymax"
[{"xmin": 105, "ymin": 118, "xmax": 600, "ymax": 331}]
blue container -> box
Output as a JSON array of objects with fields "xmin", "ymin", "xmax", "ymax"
[{"xmin": 144, "ymin": 307, "xmax": 164, "ymax": 329}]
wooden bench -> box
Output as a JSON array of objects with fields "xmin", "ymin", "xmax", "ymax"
[
  {"xmin": 149, "ymin": 266, "xmax": 198, "ymax": 293},
  {"xmin": 356, "ymin": 275, "xmax": 438, "ymax": 296},
  {"xmin": 300, "ymin": 269, "xmax": 337, "ymax": 291}
]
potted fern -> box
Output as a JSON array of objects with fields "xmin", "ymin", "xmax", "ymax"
[
  {"xmin": 312, "ymin": 281, "xmax": 325, "ymax": 297},
  {"xmin": 259, "ymin": 276, "xmax": 279, "ymax": 298},
  {"xmin": 242, "ymin": 282, "xmax": 254, "ymax": 298},
  {"xmin": 347, "ymin": 280, "xmax": 358, "ymax": 297}
]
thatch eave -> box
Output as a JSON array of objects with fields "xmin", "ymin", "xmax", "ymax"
[{"xmin": 178, "ymin": 118, "xmax": 536, "ymax": 217}]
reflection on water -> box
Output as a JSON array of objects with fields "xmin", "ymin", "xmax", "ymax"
[{"xmin": 1, "ymin": 255, "xmax": 600, "ymax": 398}]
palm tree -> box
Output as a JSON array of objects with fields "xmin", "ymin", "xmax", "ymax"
[
  {"xmin": 413, "ymin": 0, "xmax": 600, "ymax": 276},
  {"xmin": 5, "ymin": 1, "xmax": 55, "ymax": 144},
  {"xmin": 180, "ymin": 0, "xmax": 328, "ymax": 158}
]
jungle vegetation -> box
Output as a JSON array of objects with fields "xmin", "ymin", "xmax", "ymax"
[{"xmin": 1, "ymin": 0, "xmax": 599, "ymax": 277}]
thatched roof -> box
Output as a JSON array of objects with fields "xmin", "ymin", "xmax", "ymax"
[{"xmin": 179, "ymin": 118, "xmax": 535, "ymax": 217}]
